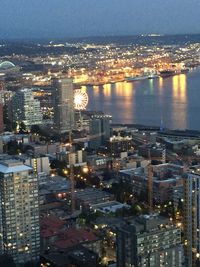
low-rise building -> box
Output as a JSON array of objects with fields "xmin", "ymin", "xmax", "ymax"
[
  {"xmin": 74, "ymin": 188, "xmax": 114, "ymax": 211},
  {"xmin": 119, "ymin": 163, "xmax": 184, "ymax": 204},
  {"xmin": 91, "ymin": 201, "xmax": 130, "ymax": 214},
  {"xmin": 105, "ymin": 135, "xmax": 133, "ymax": 157}
]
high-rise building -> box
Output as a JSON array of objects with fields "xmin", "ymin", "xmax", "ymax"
[
  {"xmin": 0, "ymin": 137, "xmax": 3, "ymax": 153},
  {"xmin": 89, "ymin": 114, "xmax": 111, "ymax": 149},
  {"xmin": 0, "ymin": 160, "xmax": 40, "ymax": 264},
  {"xmin": 11, "ymin": 88, "xmax": 42, "ymax": 127},
  {"xmin": 117, "ymin": 214, "xmax": 184, "ymax": 267},
  {"xmin": 183, "ymin": 172, "xmax": 200, "ymax": 267},
  {"xmin": 0, "ymin": 84, "xmax": 4, "ymax": 133},
  {"xmin": 0, "ymin": 89, "xmax": 14, "ymax": 124},
  {"xmin": 0, "ymin": 103, "xmax": 3, "ymax": 133},
  {"xmin": 52, "ymin": 78, "xmax": 75, "ymax": 133}
]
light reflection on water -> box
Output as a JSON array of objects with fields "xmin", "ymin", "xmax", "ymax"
[{"xmin": 85, "ymin": 69, "xmax": 200, "ymax": 130}]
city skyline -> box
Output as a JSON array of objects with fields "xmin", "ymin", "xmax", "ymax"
[
  {"xmin": 1, "ymin": 2, "xmax": 200, "ymax": 265},
  {"xmin": 1, "ymin": 0, "xmax": 200, "ymax": 39}
]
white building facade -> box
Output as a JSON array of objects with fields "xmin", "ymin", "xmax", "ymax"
[{"xmin": 0, "ymin": 160, "xmax": 40, "ymax": 264}]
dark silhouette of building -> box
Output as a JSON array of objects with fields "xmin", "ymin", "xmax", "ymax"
[
  {"xmin": 0, "ymin": 103, "xmax": 3, "ymax": 133},
  {"xmin": 89, "ymin": 114, "xmax": 111, "ymax": 149}
]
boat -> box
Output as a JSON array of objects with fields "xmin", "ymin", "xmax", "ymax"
[
  {"xmin": 148, "ymin": 74, "xmax": 159, "ymax": 79},
  {"xmin": 159, "ymin": 70, "xmax": 176, "ymax": 78},
  {"xmin": 180, "ymin": 68, "xmax": 189, "ymax": 74},
  {"xmin": 125, "ymin": 75, "xmax": 148, "ymax": 82}
]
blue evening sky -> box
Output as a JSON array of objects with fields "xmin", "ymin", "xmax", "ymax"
[{"xmin": 0, "ymin": 0, "xmax": 200, "ymax": 39}]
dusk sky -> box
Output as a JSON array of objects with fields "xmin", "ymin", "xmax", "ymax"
[{"xmin": 0, "ymin": 0, "xmax": 200, "ymax": 39}]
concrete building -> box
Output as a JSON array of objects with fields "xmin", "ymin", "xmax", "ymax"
[
  {"xmin": 57, "ymin": 144, "xmax": 86, "ymax": 167},
  {"xmin": 183, "ymin": 172, "xmax": 200, "ymax": 267},
  {"xmin": 91, "ymin": 201, "xmax": 130, "ymax": 214},
  {"xmin": 0, "ymin": 103, "xmax": 3, "ymax": 133},
  {"xmin": 158, "ymin": 129, "xmax": 200, "ymax": 146},
  {"xmin": 0, "ymin": 89, "xmax": 13, "ymax": 106},
  {"xmin": 87, "ymin": 154, "xmax": 113, "ymax": 171},
  {"xmin": 73, "ymin": 188, "xmax": 114, "ymax": 211},
  {"xmin": 105, "ymin": 135, "xmax": 133, "ymax": 157},
  {"xmin": 0, "ymin": 160, "xmax": 40, "ymax": 264},
  {"xmin": 25, "ymin": 156, "xmax": 50, "ymax": 175},
  {"xmin": 39, "ymin": 174, "xmax": 71, "ymax": 206},
  {"xmin": 0, "ymin": 89, "xmax": 13, "ymax": 124},
  {"xmin": 0, "ymin": 137, "xmax": 3, "ymax": 153},
  {"xmin": 138, "ymin": 143, "xmax": 166, "ymax": 160},
  {"xmin": 68, "ymin": 247, "xmax": 98, "ymax": 267},
  {"xmin": 119, "ymin": 164, "xmax": 184, "ymax": 204},
  {"xmin": 42, "ymin": 246, "xmax": 99, "ymax": 267},
  {"xmin": 89, "ymin": 114, "xmax": 111, "ymax": 149},
  {"xmin": 25, "ymin": 142, "xmax": 59, "ymax": 156},
  {"xmin": 11, "ymin": 88, "xmax": 42, "ymax": 127},
  {"xmin": 117, "ymin": 214, "xmax": 184, "ymax": 267},
  {"xmin": 52, "ymin": 77, "xmax": 75, "ymax": 133}
]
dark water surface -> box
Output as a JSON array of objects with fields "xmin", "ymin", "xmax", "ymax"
[{"xmin": 84, "ymin": 68, "xmax": 200, "ymax": 130}]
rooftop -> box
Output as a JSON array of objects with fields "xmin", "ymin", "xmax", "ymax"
[
  {"xmin": 123, "ymin": 214, "xmax": 176, "ymax": 234},
  {"xmin": 54, "ymin": 228, "xmax": 98, "ymax": 249},
  {"xmin": 41, "ymin": 216, "xmax": 65, "ymax": 238},
  {"xmin": 42, "ymin": 246, "xmax": 97, "ymax": 267},
  {"xmin": 74, "ymin": 188, "xmax": 113, "ymax": 203},
  {"xmin": 0, "ymin": 160, "xmax": 32, "ymax": 174}
]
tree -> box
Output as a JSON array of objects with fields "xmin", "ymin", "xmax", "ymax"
[
  {"xmin": 4, "ymin": 116, "xmax": 17, "ymax": 132},
  {"xmin": 111, "ymin": 178, "xmax": 133, "ymax": 202},
  {"xmin": 76, "ymin": 179, "xmax": 86, "ymax": 189},
  {"xmin": 30, "ymin": 125, "xmax": 40, "ymax": 134},
  {"xmin": 6, "ymin": 140, "xmax": 21, "ymax": 155},
  {"xmin": 19, "ymin": 121, "xmax": 27, "ymax": 132},
  {"xmin": 12, "ymin": 121, "xmax": 17, "ymax": 132}
]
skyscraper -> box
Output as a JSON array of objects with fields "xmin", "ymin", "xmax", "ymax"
[
  {"xmin": 11, "ymin": 88, "xmax": 42, "ymax": 127},
  {"xmin": 0, "ymin": 85, "xmax": 4, "ymax": 133},
  {"xmin": 117, "ymin": 214, "xmax": 184, "ymax": 267},
  {"xmin": 53, "ymin": 78, "xmax": 75, "ymax": 133},
  {"xmin": 183, "ymin": 172, "xmax": 200, "ymax": 267},
  {"xmin": 89, "ymin": 114, "xmax": 111, "ymax": 149},
  {"xmin": 0, "ymin": 89, "xmax": 14, "ymax": 125},
  {"xmin": 0, "ymin": 160, "xmax": 40, "ymax": 264},
  {"xmin": 0, "ymin": 103, "xmax": 3, "ymax": 133}
]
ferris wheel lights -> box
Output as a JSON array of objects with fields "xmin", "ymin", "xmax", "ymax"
[{"xmin": 74, "ymin": 89, "xmax": 89, "ymax": 110}]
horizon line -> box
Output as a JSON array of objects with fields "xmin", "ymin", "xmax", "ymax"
[{"xmin": 1, "ymin": 32, "xmax": 200, "ymax": 42}]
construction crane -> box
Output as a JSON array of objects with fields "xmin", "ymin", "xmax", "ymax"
[
  {"xmin": 147, "ymin": 149, "xmax": 153, "ymax": 213},
  {"xmin": 162, "ymin": 146, "xmax": 166, "ymax": 164},
  {"xmin": 147, "ymin": 164, "xmax": 153, "ymax": 213},
  {"xmin": 147, "ymin": 145, "xmax": 166, "ymax": 213},
  {"xmin": 66, "ymin": 129, "xmax": 110, "ymax": 214},
  {"xmin": 68, "ymin": 131, "xmax": 75, "ymax": 214}
]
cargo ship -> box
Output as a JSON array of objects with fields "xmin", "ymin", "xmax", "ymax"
[
  {"xmin": 159, "ymin": 70, "xmax": 176, "ymax": 78},
  {"xmin": 159, "ymin": 68, "xmax": 189, "ymax": 78}
]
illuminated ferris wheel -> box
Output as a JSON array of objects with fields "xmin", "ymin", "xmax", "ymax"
[{"xmin": 74, "ymin": 89, "xmax": 89, "ymax": 110}]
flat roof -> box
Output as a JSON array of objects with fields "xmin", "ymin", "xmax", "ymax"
[
  {"xmin": 74, "ymin": 188, "xmax": 112, "ymax": 202},
  {"xmin": 0, "ymin": 161, "xmax": 32, "ymax": 174}
]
